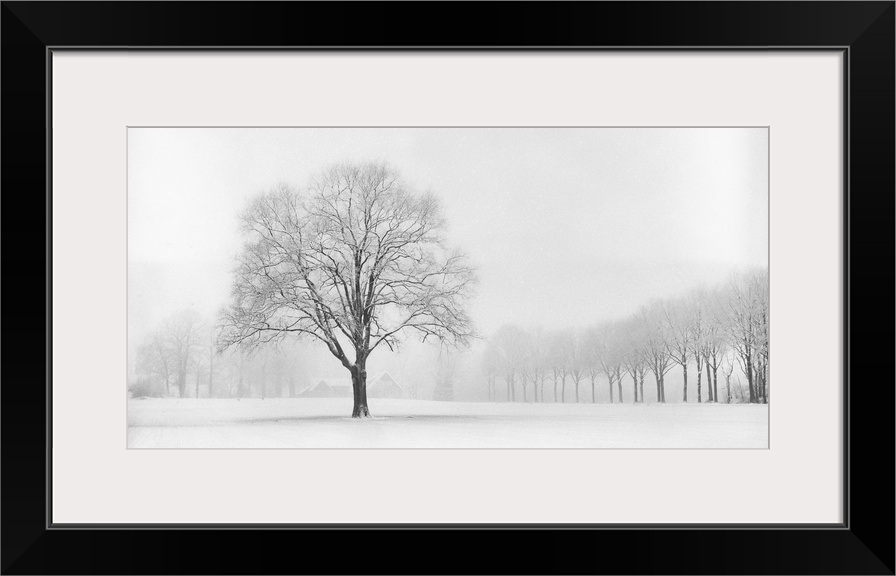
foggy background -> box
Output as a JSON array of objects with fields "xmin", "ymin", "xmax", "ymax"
[{"xmin": 128, "ymin": 127, "xmax": 768, "ymax": 402}]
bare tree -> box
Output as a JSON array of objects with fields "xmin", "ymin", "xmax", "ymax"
[
  {"xmin": 702, "ymin": 288, "xmax": 728, "ymax": 403},
  {"xmin": 136, "ymin": 332, "xmax": 175, "ymax": 397},
  {"xmin": 521, "ymin": 328, "xmax": 548, "ymax": 403},
  {"xmin": 612, "ymin": 361, "xmax": 626, "ymax": 405},
  {"xmin": 639, "ymin": 303, "xmax": 672, "ymax": 403},
  {"xmin": 620, "ymin": 318, "xmax": 648, "ymax": 404},
  {"xmin": 432, "ymin": 346, "xmax": 457, "ymax": 402},
  {"xmin": 593, "ymin": 322, "xmax": 624, "ymax": 403},
  {"xmin": 723, "ymin": 269, "xmax": 768, "ymax": 404},
  {"xmin": 236, "ymin": 348, "xmax": 246, "ymax": 398},
  {"xmin": 161, "ymin": 310, "xmax": 203, "ymax": 398},
  {"xmin": 206, "ymin": 325, "xmax": 218, "ymax": 398},
  {"xmin": 566, "ymin": 330, "xmax": 587, "ymax": 403},
  {"xmin": 480, "ymin": 340, "xmax": 500, "ymax": 401},
  {"xmin": 220, "ymin": 163, "xmax": 476, "ymax": 417},
  {"xmin": 664, "ymin": 298, "xmax": 692, "ymax": 403},
  {"xmin": 686, "ymin": 290, "xmax": 708, "ymax": 403},
  {"xmin": 721, "ymin": 351, "xmax": 736, "ymax": 403},
  {"xmin": 550, "ymin": 330, "xmax": 576, "ymax": 403},
  {"xmin": 194, "ymin": 356, "xmax": 203, "ymax": 398},
  {"xmin": 584, "ymin": 326, "xmax": 603, "ymax": 403},
  {"xmin": 547, "ymin": 331, "xmax": 569, "ymax": 403},
  {"xmin": 753, "ymin": 269, "xmax": 770, "ymax": 403},
  {"xmin": 492, "ymin": 324, "xmax": 526, "ymax": 402}
]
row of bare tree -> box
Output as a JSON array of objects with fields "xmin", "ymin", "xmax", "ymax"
[
  {"xmin": 132, "ymin": 310, "xmax": 306, "ymax": 399},
  {"xmin": 481, "ymin": 268, "xmax": 769, "ymax": 404}
]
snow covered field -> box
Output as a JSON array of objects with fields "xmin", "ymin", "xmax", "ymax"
[{"xmin": 127, "ymin": 398, "xmax": 768, "ymax": 449}]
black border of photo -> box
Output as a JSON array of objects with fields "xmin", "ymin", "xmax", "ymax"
[{"xmin": 2, "ymin": 2, "xmax": 893, "ymax": 574}]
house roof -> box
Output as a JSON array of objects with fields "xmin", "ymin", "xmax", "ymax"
[{"xmin": 297, "ymin": 371, "xmax": 404, "ymax": 395}]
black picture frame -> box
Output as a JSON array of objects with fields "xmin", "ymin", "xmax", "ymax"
[{"xmin": 2, "ymin": 2, "xmax": 893, "ymax": 574}]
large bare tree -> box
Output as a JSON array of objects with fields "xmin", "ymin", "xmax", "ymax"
[{"xmin": 220, "ymin": 162, "xmax": 476, "ymax": 417}]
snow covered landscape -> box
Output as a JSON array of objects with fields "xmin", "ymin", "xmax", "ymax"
[
  {"xmin": 127, "ymin": 398, "xmax": 768, "ymax": 449},
  {"xmin": 128, "ymin": 128, "xmax": 769, "ymax": 450}
]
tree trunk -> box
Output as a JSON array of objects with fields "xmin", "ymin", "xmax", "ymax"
[
  {"xmin": 351, "ymin": 364, "xmax": 371, "ymax": 418},
  {"xmin": 756, "ymin": 370, "xmax": 763, "ymax": 403},
  {"xmin": 208, "ymin": 348, "xmax": 214, "ymax": 398},
  {"xmin": 639, "ymin": 374, "xmax": 645, "ymax": 404},
  {"xmin": 746, "ymin": 358, "xmax": 755, "ymax": 403},
  {"xmin": 164, "ymin": 376, "xmax": 170, "ymax": 397},
  {"xmin": 725, "ymin": 374, "xmax": 731, "ymax": 403},
  {"xmin": 712, "ymin": 366, "xmax": 719, "ymax": 403},
  {"xmin": 659, "ymin": 376, "xmax": 666, "ymax": 403},
  {"xmin": 553, "ymin": 377, "xmax": 558, "ymax": 402},
  {"xmin": 560, "ymin": 375, "xmax": 566, "ymax": 403},
  {"xmin": 696, "ymin": 365, "xmax": 702, "ymax": 403},
  {"xmin": 632, "ymin": 376, "xmax": 638, "ymax": 403},
  {"xmin": 591, "ymin": 378, "xmax": 596, "ymax": 403},
  {"xmin": 616, "ymin": 376, "xmax": 623, "ymax": 404},
  {"xmin": 195, "ymin": 361, "xmax": 201, "ymax": 398},
  {"xmin": 681, "ymin": 364, "xmax": 688, "ymax": 402},
  {"xmin": 574, "ymin": 380, "xmax": 579, "ymax": 403},
  {"xmin": 704, "ymin": 359, "xmax": 712, "ymax": 402},
  {"xmin": 762, "ymin": 362, "xmax": 768, "ymax": 403},
  {"xmin": 608, "ymin": 375, "xmax": 615, "ymax": 403},
  {"xmin": 177, "ymin": 367, "xmax": 186, "ymax": 398},
  {"xmin": 758, "ymin": 365, "xmax": 767, "ymax": 404}
]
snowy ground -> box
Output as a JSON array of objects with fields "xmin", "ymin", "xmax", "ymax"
[{"xmin": 127, "ymin": 398, "xmax": 768, "ymax": 449}]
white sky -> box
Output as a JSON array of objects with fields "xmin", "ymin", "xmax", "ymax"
[{"xmin": 128, "ymin": 127, "xmax": 768, "ymax": 360}]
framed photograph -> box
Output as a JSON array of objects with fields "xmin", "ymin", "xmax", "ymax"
[{"xmin": 2, "ymin": 2, "xmax": 892, "ymax": 574}]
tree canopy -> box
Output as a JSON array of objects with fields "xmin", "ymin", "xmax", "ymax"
[{"xmin": 219, "ymin": 162, "xmax": 477, "ymax": 416}]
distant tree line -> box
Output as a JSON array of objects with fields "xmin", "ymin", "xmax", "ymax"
[
  {"xmin": 481, "ymin": 268, "xmax": 769, "ymax": 404},
  {"xmin": 130, "ymin": 310, "xmax": 306, "ymax": 399}
]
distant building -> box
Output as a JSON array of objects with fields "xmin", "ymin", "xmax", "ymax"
[
  {"xmin": 297, "ymin": 372, "xmax": 405, "ymax": 399},
  {"xmin": 367, "ymin": 372, "xmax": 404, "ymax": 399},
  {"xmin": 298, "ymin": 378, "xmax": 351, "ymax": 398}
]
